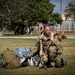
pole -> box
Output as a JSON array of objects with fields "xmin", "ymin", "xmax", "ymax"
[
  {"xmin": 60, "ymin": 0, "xmax": 62, "ymax": 15},
  {"xmin": 60, "ymin": 0, "xmax": 64, "ymax": 34}
]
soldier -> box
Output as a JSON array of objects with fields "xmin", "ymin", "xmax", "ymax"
[{"xmin": 28, "ymin": 25, "xmax": 64, "ymax": 68}]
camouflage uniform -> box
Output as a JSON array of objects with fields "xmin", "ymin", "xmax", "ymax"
[{"xmin": 30, "ymin": 32, "xmax": 63, "ymax": 67}]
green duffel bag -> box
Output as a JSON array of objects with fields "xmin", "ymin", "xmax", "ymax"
[{"xmin": 1, "ymin": 48, "xmax": 20, "ymax": 69}]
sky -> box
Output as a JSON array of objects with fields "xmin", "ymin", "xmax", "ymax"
[{"xmin": 50, "ymin": 0, "xmax": 75, "ymax": 13}]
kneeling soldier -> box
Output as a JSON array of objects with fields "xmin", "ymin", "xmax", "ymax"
[{"xmin": 29, "ymin": 25, "xmax": 63, "ymax": 68}]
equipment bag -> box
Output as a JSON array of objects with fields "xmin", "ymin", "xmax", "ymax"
[{"xmin": 1, "ymin": 48, "xmax": 20, "ymax": 69}]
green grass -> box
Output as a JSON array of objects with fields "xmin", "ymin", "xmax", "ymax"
[
  {"xmin": 0, "ymin": 38, "xmax": 75, "ymax": 75},
  {"xmin": 0, "ymin": 39, "xmax": 36, "ymax": 52}
]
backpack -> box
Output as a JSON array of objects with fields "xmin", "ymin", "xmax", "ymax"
[{"xmin": 1, "ymin": 48, "xmax": 20, "ymax": 69}]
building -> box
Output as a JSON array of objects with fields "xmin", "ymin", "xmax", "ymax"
[{"xmin": 56, "ymin": 13, "xmax": 75, "ymax": 33}]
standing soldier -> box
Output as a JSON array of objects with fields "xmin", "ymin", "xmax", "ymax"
[{"xmin": 29, "ymin": 25, "xmax": 65, "ymax": 68}]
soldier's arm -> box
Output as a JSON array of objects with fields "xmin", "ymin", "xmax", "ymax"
[
  {"xmin": 54, "ymin": 32, "xmax": 62, "ymax": 42},
  {"xmin": 29, "ymin": 37, "xmax": 40, "ymax": 57}
]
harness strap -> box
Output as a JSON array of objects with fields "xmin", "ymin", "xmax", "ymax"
[{"xmin": 39, "ymin": 32, "xmax": 54, "ymax": 56}]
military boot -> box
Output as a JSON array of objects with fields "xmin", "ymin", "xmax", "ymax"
[{"xmin": 39, "ymin": 63, "xmax": 47, "ymax": 70}]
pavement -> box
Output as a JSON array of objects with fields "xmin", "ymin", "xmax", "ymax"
[
  {"xmin": 66, "ymin": 35, "xmax": 75, "ymax": 39},
  {"xmin": 0, "ymin": 36, "xmax": 37, "ymax": 39},
  {"xmin": 0, "ymin": 35, "xmax": 75, "ymax": 39}
]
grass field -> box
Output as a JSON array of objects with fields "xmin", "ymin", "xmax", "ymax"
[{"xmin": 0, "ymin": 38, "xmax": 75, "ymax": 75}]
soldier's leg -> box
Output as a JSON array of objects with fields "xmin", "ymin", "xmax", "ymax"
[
  {"xmin": 49, "ymin": 46, "xmax": 66, "ymax": 67},
  {"xmin": 49, "ymin": 46, "xmax": 57, "ymax": 67},
  {"xmin": 49, "ymin": 46, "xmax": 56, "ymax": 61},
  {"xmin": 40, "ymin": 54, "xmax": 48, "ymax": 65},
  {"xmin": 39, "ymin": 52, "xmax": 48, "ymax": 69}
]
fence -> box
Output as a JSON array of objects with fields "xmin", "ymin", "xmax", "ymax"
[{"xmin": 54, "ymin": 20, "xmax": 75, "ymax": 32}]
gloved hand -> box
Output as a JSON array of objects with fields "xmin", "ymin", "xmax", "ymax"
[{"xmin": 55, "ymin": 55, "xmax": 61, "ymax": 62}]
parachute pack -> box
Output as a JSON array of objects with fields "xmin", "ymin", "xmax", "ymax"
[{"xmin": 1, "ymin": 48, "xmax": 20, "ymax": 69}]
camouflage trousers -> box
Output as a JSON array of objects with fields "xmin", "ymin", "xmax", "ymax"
[
  {"xmin": 39, "ymin": 46, "xmax": 57, "ymax": 65},
  {"xmin": 39, "ymin": 46, "xmax": 67, "ymax": 68}
]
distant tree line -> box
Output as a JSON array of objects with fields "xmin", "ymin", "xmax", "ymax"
[{"xmin": 0, "ymin": 0, "xmax": 63, "ymax": 35}]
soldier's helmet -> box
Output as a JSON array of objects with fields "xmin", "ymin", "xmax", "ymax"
[{"xmin": 55, "ymin": 58, "xmax": 67, "ymax": 68}]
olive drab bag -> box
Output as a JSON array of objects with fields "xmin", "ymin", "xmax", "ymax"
[{"xmin": 1, "ymin": 48, "xmax": 20, "ymax": 69}]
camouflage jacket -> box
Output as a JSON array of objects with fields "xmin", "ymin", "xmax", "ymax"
[{"xmin": 30, "ymin": 32, "xmax": 63, "ymax": 57}]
